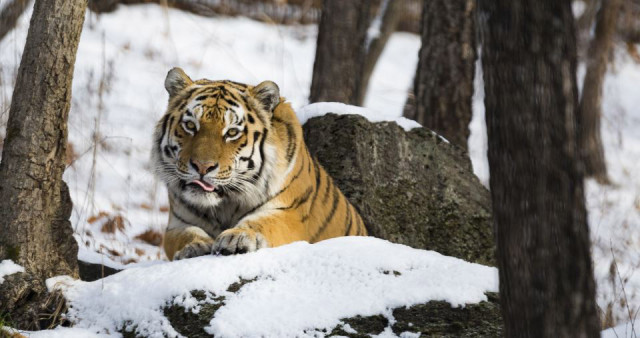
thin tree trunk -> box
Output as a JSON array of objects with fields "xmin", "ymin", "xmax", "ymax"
[
  {"xmin": 356, "ymin": 0, "xmax": 402, "ymax": 106},
  {"xmin": 578, "ymin": 0, "xmax": 621, "ymax": 184},
  {"xmin": 576, "ymin": 0, "xmax": 600, "ymax": 56},
  {"xmin": 405, "ymin": 0, "xmax": 476, "ymax": 150},
  {"xmin": 309, "ymin": 0, "xmax": 371, "ymax": 104},
  {"xmin": 0, "ymin": 0, "xmax": 87, "ymax": 329},
  {"xmin": 479, "ymin": 0, "xmax": 600, "ymax": 336},
  {"xmin": 0, "ymin": 0, "xmax": 31, "ymax": 42}
]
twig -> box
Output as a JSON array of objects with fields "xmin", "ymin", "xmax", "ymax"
[{"xmin": 610, "ymin": 240, "xmax": 638, "ymax": 337}]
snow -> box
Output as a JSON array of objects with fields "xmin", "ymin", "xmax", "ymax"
[
  {"xmin": 77, "ymin": 245, "xmax": 163, "ymax": 270},
  {"xmin": 0, "ymin": 259, "xmax": 24, "ymax": 284},
  {"xmin": 19, "ymin": 327, "xmax": 114, "ymax": 338},
  {"xmin": 584, "ymin": 53, "xmax": 640, "ymax": 328},
  {"xmin": 52, "ymin": 237, "xmax": 498, "ymax": 337},
  {"xmin": 297, "ymin": 102, "xmax": 421, "ymax": 131},
  {"xmin": 0, "ymin": 1, "xmax": 639, "ymax": 334},
  {"xmin": 601, "ymin": 321, "xmax": 639, "ymax": 338}
]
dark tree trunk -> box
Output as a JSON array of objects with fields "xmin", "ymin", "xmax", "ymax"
[
  {"xmin": 479, "ymin": 1, "xmax": 600, "ymax": 337},
  {"xmin": 404, "ymin": 0, "xmax": 476, "ymax": 150},
  {"xmin": 309, "ymin": 0, "xmax": 371, "ymax": 104},
  {"xmin": 578, "ymin": 0, "xmax": 621, "ymax": 184},
  {"xmin": 0, "ymin": 0, "xmax": 87, "ymax": 330},
  {"xmin": 0, "ymin": 0, "xmax": 31, "ymax": 42}
]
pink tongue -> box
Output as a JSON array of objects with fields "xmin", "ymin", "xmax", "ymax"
[{"xmin": 191, "ymin": 180, "xmax": 215, "ymax": 192}]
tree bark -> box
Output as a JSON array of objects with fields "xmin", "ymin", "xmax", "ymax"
[
  {"xmin": 578, "ymin": 0, "xmax": 621, "ymax": 184},
  {"xmin": 0, "ymin": 0, "xmax": 31, "ymax": 42},
  {"xmin": 404, "ymin": 0, "xmax": 476, "ymax": 150},
  {"xmin": 309, "ymin": 0, "xmax": 371, "ymax": 104},
  {"xmin": 479, "ymin": 1, "xmax": 600, "ymax": 337},
  {"xmin": 0, "ymin": 0, "xmax": 87, "ymax": 329}
]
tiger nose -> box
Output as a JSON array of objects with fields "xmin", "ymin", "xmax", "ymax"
[{"xmin": 190, "ymin": 159, "xmax": 219, "ymax": 175}]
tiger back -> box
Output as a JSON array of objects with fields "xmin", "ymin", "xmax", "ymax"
[{"xmin": 152, "ymin": 67, "xmax": 367, "ymax": 260}]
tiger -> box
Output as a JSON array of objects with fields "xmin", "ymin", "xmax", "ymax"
[{"xmin": 152, "ymin": 67, "xmax": 367, "ymax": 261}]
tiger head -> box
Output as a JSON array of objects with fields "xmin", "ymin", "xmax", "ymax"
[{"xmin": 152, "ymin": 67, "xmax": 280, "ymax": 208}]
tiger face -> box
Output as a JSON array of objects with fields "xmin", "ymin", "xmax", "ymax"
[{"xmin": 152, "ymin": 67, "xmax": 280, "ymax": 209}]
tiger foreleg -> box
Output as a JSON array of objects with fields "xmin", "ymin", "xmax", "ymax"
[
  {"xmin": 212, "ymin": 212, "xmax": 305, "ymax": 255},
  {"xmin": 211, "ymin": 225, "xmax": 268, "ymax": 255},
  {"xmin": 164, "ymin": 226, "xmax": 215, "ymax": 261}
]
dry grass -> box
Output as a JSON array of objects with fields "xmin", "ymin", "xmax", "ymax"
[
  {"xmin": 135, "ymin": 229, "xmax": 163, "ymax": 246},
  {"xmin": 100, "ymin": 215, "xmax": 126, "ymax": 234}
]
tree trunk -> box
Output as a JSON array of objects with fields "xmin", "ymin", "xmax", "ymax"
[
  {"xmin": 405, "ymin": 0, "xmax": 476, "ymax": 150},
  {"xmin": 576, "ymin": 0, "xmax": 600, "ymax": 57},
  {"xmin": 578, "ymin": 0, "xmax": 621, "ymax": 184},
  {"xmin": 0, "ymin": 0, "xmax": 87, "ymax": 330},
  {"xmin": 479, "ymin": 1, "xmax": 600, "ymax": 337},
  {"xmin": 309, "ymin": 0, "xmax": 371, "ymax": 104},
  {"xmin": 0, "ymin": 0, "xmax": 31, "ymax": 42},
  {"xmin": 356, "ymin": 0, "xmax": 402, "ymax": 106}
]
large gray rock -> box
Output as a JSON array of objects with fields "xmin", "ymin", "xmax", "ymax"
[
  {"xmin": 303, "ymin": 113, "xmax": 495, "ymax": 266},
  {"xmin": 160, "ymin": 287, "xmax": 502, "ymax": 338}
]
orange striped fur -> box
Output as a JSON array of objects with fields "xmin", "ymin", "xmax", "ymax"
[{"xmin": 153, "ymin": 68, "xmax": 366, "ymax": 260}]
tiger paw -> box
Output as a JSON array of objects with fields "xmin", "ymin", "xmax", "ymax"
[
  {"xmin": 212, "ymin": 227, "xmax": 268, "ymax": 255},
  {"xmin": 173, "ymin": 240, "xmax": 214, "ymax": 260}
]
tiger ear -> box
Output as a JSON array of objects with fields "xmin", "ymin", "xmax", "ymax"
[
  {"xmin": 165, "ymin": 67, "xmax": 193, "ymax": 97},
  {"xmin": 251, "ymin": 81, "xmax": 280, "ymax": 113}
]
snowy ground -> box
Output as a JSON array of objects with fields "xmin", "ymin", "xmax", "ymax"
[
  {"xmin": 0, "ymin": 2, "xmax": 639, "ymax": 334},
  {"xmin": 44, "ymin": 238, "xmax": 498, "ymax": 337}
]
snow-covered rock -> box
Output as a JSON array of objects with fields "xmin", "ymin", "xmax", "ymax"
[
  {"xmin": 0, "ymin": 260, "xmax": 24, "ymax": 284},
  {"xmin": 49, "ymin": 237, "xmax": 500, "ymax": 337}
]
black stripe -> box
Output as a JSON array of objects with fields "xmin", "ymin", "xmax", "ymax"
[
  {"xmin": 238, "ymin": 150, "xmax": 305, "ymax": 221},
  {"xmin": 223, "ymin": 96, "xmax": 239, "ymax": 107},
  {"xmin": 355, "ymin": 215, "xmax": 364, "ymax": 236},
  {"xmin": 254, "ymin": 128, "xmax": 268, "ymax": 180},
  {"xmin": 270, "ymin": 151, "xmax": 306, "ymax": 197},
  {"xmin": 160, "ymin": 114, "xmax": 170, "ymax": 139},
  {"xmin": 172, "ymin": 187, "xmax": 207, "ymax": 215},
  {"xmin": 224, "ymin": 89, "xmax": 243, "ymax": 105},
  {"xmin": 239, "ymin": 131, "xmax": 261, "ymax": 170},
  {"xmin": 161, "ymin": 116, "xmax": 175, "ymax": 154},
  {"xmin": 310, "ymin": 185, "xmax": 340, "ymax": 242},
  {"xmin": 321, "ymin": 175, "xmax": 333, "ymax": 204},
  {"xmin": 305, "ymin": 147, "xmax": 312, "ymax": 174},
  {"xmin": 273, "ymin": 116, "xmax": 297, "ymax": 164},
  {"xmin": 240, "ymin": 95, "xmax": 252, "ymax": 110},
  {"xmin": 344, "ymin": 201, "xmax": 353, "ymax": 236},
  {"xmin": 171, "ymin": 209, "xmax": 192, "ymax": 226},
  {"xmin": 223, "ymin": 80, "xmax": 248, "ymax": 90},
  {"xmin": 276, "ymin": 186, "xmax": 313, "ymax": 211},
  {"xmin": 252, "ymin": 102, "xmax": 267, "ymax": 125},
  {"xmin": 182, "ymin": 86, "xmax": 201, "ymax": 101},
  {"xmin": 301, "ymin": 158, "xmax": 322, "ymax": 222},
  {"xmin": 167, "ymin": 116, "xmax": 175, "ymax": 134}
]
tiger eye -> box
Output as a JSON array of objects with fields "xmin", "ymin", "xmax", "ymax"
[
  {"xmin": 226, "ymin": 128, "xmax": 239, "ymax": 137},
  {"xmin": 185, "ymin": 121, "xmax": 196, "ymax": 131}
]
